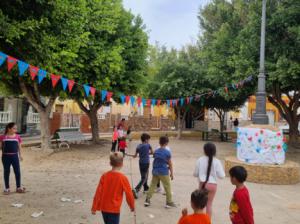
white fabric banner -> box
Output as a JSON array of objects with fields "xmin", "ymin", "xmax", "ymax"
[{"xmin": 237, "ymin": 127, "xmax": 287, "ymax": 164}]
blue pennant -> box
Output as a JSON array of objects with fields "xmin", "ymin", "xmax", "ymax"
[
  {"xmin": 120, "ymin": 94, "xmax": 125, "ymax": 104},
  {"xmin": 151, "ymin": 99, "xmax": 156, "ymax": 106},
  {"xmin": 0, "ymin": 52, "xmax": 7, "ymax": 66},
  {"xmin": 189, "ymin": 97, "xmax": 193, "ymax": 104},
  {"xmin": 180, "ymin": 98, "xmax": 184, "ymax": 106},
  {"xmin": 167, "ymin": 100, "xmax": 170, "ymax": 107},
  {"xmin": 101, "ymin": 90, "xmax": 107, "ymax": 102},
  {"xmin": 172, "ymin": 99, "xmax": 177, "ymax": 106},
  {"xmin": 37, "ymin": 70, "xmax": 47, "ymax": 84},
  {"xmin": 142, "ymin": 98, "xmax": 146, "ymax": 107},
  {"xmin": 83, "ymin": 84, "xmax": 91, "ymax": 97},
  {"xmin": 17, "ymin": 60, "xmax": 29, "ymax": 76},
  {"xmin": 130, "ymin": 96, "xmax": 135, "ymax": 106},
  {"xmin": 61, "ymin": 77, "xmax": 68, "ymax": 91}
]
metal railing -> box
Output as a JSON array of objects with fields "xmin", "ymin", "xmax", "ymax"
[
  {"xmin": 0, "ymin": 111, "xmax": 12, "ymax": 123},
  {"xmin": 27, "ymin": 112, "xmax": 40, "ymax": 123}
]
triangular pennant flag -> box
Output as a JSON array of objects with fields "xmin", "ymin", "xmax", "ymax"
[
  {"xmin": 17, "ymin": 61, "xmax": 29, "ymax": 76},
  {"xmin": 120, "ymin": 94, "xmax": 125, "ymax": 104},
  {"xmin": 146, "ymin": 99, "xmax": 151, "ymax": 107},
  {"xmin": 186, "ymin": 97, "xmax": 190, "ymax": 104},
  {"xmin": 130, "ymin": 96, "xmax": 135, "ymax": 106},
  {"xmin": 61, "ymin": 77, "xmax": 68, "ymax": 91},
  {"xmin": 137, "ymin": 97, "xmax": 142, "ymax": 107},
  {"xmin": 107, "ymin": 92, "xmax": 113, "ymax": 101},
  {"xmin": 37, "ymin": 70, "xmax": 47, "ymax": 84},
  {"xmin": 90, "ymin": 87, "xmax": 96, "ymax": 97},
  {"xmin": 167, "ymin": 100, "xmax": 170, "ymax": 107},
  {"xmin": 0, "ymin": 52, "xmax": 7, "ymax": 66},
  {"xmin": 50, "ymin": 74, "xmax": 61, "ymax": 88},
  {"xmin": 7, "ymin": 56, "xmax": 17, "ymax": 72},
  {"xmin": 125, "ymin": 96, "xmax": 130, "ymax": 105},
  {"xmin": 151, "ymin": 99, "xmax": 156, "ymax": 106},
  {"xmin": 142, "ymin": 98, "xmax": 146, "ymax": 107},
  {"xmin": 189, "ymin": 97, "xmax": 194, "ymax": 104},
  {"xmin": 83, "ymin": 84, "xmax": 91, "ymax": 97},
  {"xmin": 29, "ymin": 65, "xmax": 39, "ymax": 80},
  {"xmin": 180, "ymin": 98, "xmax": 184, "ymax": 106},
  {"xmin": 68, "ymin": 80, "xmax": 75, "ymax": 92},
  {"xmin": 172, "ymin": 99, "xmax": 177, "ymax": 107},
  {"xmin": 156, "ymin": 100, "xmax": 161, "ymax": 107},
  {"xmin": 101, "ymin": 90, "xmax": 107, "ymax": 102},
  {"xmin": 170, "ymin": 100, "xmax": 173, "ymax": 107}
]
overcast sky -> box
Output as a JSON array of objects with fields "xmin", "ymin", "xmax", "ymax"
[{"xmin": 123, "ymin": 0, "xmax": 210, "ymax": 49}]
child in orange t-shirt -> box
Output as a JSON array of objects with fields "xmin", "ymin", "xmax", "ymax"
[
  {"xmin": 178, "ymin": 189, "xmax": 211, "ymax": 224},
  {"xmin": 91, "ymin": 152, "xmax": 135, "ymax": 224}
]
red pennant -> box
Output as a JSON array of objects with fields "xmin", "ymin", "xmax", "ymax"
[
  {"xmin": 107, "ymin": 92, "xmax": 113, "ymax": 101},
  {"xmin": 170, "ymin": 100, "xmax": 173, "ymax": 107},
  {"xmin": 125, "ymin": 96, "xmax": 130, "ymax": 104},
  {"xmin": 68, "ymin": 80, "xmax": 75, "ymax": 92},
  {"xmin": 157, "ymin": 100, "xmax": 161, "ymax": 106},
  {"xmin": 137, "ymin": 97, "xmax": 142, "ymax": 107},
  {"xmin": 29, "ymin": 65, "xmax": 39, "ymax": 80},
  {"xmin": 50, "ymin": 74, "xmax": 61, "ymax": 88},
  {"xmin": 146, "ymin": 99, "xmax": 151, "ymax": 107},
  {"xmin": 175, "ymin": 99, "xmax": 179, "ymax": 106},
  {"xmin": 90, "ymin": 87, "xmax": 96, "ymax": 97},
  {"xmin": 7, "ymin": 56, "xmax": 17, "ymax": 72},
  {"xmin": 186, "ymin": 97, "xmax": 190, "ymax": 104}
]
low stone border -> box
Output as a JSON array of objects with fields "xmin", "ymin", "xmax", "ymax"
[{"xmin": 225, "ymin": 156, "xmax": 300, "ymax": 185}]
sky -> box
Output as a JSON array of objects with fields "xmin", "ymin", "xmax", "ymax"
[{"xmin": 123, "ymin": 0, "xmax": 210, "ymax": 49}]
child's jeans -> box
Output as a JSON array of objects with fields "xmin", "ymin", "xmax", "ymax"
[
  {"xmin": 102, "ymin": 212, "xmax": 120, "ymax": 224},
  {"xmin": 200, "ymin": 182, "xmax": 217, "ymax": 217},
  {"xmin": 135, "ymin": 163, "xmax": 149, "ymax": 192},
  {"xmin": 147, "ymin": 175, "xmax": 172, "ymax": 204},
  {"xmin": 2, "ymin": 154, "xmax": 21, "ymax": 189},
  {"xmin": 111, "ymin": 140, "xmax": 117, "ymax": 152}
]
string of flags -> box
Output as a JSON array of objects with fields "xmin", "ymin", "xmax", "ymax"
[{"xmin": 0, "ymin": 51, "xmax": 253, "ymax": 108}]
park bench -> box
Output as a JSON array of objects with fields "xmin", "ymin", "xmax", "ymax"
[
  {"xmin": 52, "ymin": 127, "xmax": 88, "ymax": 149},
  {"xmin": 202, "ymin": 129, "xmax": 233, "ymax": 142}
]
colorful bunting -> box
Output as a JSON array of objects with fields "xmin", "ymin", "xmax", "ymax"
[
  {"xmin": 125, "ymin": 95, "xmax": 130, "ymax": 105},
  {"xmin": 120, "ymin": 94, "xmax": 125, "ymax": 104},
  {"xmin": 83, "ymin": 84, "xmax": 91, "ymax": 97},
  {"xmin": 17, "ymin": 61, "xmax": 29, "ymax": 76},
  {"xmin": 0, "ymin": 52, "xmax": 7, "ymax": 66},
  {"xmin": 90, "ymin": 87, "xmax": 96, "ymax": 97},
  {"xmin": 107, "ymin": 92, "xmax": 113, "ymax": 101},
  {"xmin": 151, "ymin": 99, "xmax": 156, "ymax": 106},
  {"xmin": 61, "ymin": 77, "xmax": 68, "ymax": 91},
  {"xmin": 146, "ymin": 99, "xmax": 151, "ymax": 107},
  {"xmin": 189, "ymin": 96, "xmax": 193, "ymax": 104},
  {"xmin": 170, "ymin": 100, "xmax": 173, "ymax": 107},
  {"xmin": 130, "ymin": 96, "xmax": 135, "ymax": 106},
  {"xmin": 186, "ymin": 97, "xmax": 190, "ymax": 104},
  {"xmin": 172, "ymin": 99, "xmax": 177, "ymax": 107},
  {"xmin": 50, "ymin": 74, "xmax": 61, "ymax": 88},
  {"xmin": 101, "ymin": 90, "xmax": 108, "ymax": 102},
  {"xmin": 7, "ymin": 56, "xmax": 17, "ymax": 72},
  {"xmin": 37, "ymin": 70, "xmax": 47, "ymax": 84},
  {"xmin": 157, "ymin": 100, "xmax": 161, "ymax": 106},
  {"xmin": 137, "ymin": 97, "xmax": 142, "ymax": 107},
  {"xmin": 68, "ymin": 80, "xmax": 75, "ymax": 92},
  {"xmin": 29, "ymin": 65, "xmax": 39, "ymax": 80},
  {"xmin": 180, "ymin": 98, "xmax": 184, "ymax": 106},
  {"xmin": 167, "ymin": 100, "xmax": 170, "ymax": 107},
  {"xmin": 142, "ymin": 98, "xmax": 146, "ymax": 107}
]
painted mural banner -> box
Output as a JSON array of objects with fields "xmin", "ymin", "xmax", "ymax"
[{"xmin": 237, "ymin": 127, "xmax": 287, "ymax": 165}]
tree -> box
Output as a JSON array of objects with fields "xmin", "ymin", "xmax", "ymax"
[
  {"xmin": 70, "ymin": 0, "xmax": 148, "ymax": 143},
  {"xmin": 235, "ymin": 0, "xmax": 300, "ymax": 147},
  {"xmin": 0, "ymin": 0, "xmax": 88, "ymax": 150}
]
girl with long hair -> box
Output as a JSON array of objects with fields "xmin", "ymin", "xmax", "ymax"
[
  {"xmin": 0, "ymin": 122, "xmax": 26, "ymax": 195},
  {"xmin": 193, "ymin": 142, "xmax": 225, "ymax": 217}
]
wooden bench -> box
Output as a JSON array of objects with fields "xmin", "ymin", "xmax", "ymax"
[
  {"xmin": 52, "ymin": 127, "xmax": 87, "ymax": 149},
  {"xmin": 202, "ymin": 129, "xmax": 232, "ymax": 142}
]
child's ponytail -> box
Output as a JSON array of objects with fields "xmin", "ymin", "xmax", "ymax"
[{"xmin": 202, "ymin": 142, "xmax": 216, "ymax": 189}]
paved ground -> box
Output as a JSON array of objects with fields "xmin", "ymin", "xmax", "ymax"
[{"xmin": 0, "ymin": 139, "xmax": 300, "ymax": 224}]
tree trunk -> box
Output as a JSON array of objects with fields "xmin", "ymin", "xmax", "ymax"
[
  {"xmin": 88, "ymin": 111, "xmax": 100, "ymax": 144},
  {"xmin": 39, "ymin": 111, "xmax": 51, "ymax": 151},
  {"xmin": 288, "ymin": 120, "xmax": 300, "ymax": 148},
  {"xmin": 176, "ymin": 113, "xmax": 182, "ymax": 139}
]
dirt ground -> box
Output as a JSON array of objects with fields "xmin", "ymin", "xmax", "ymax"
[{"xmin": 1, "ymin": 139, "xmax": 300, "ymax": 224}]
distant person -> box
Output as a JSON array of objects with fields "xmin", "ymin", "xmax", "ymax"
[
  {"xmin": 91, "ymin": 152, "xmax": 134, "ymax": 224},
  {"xmin": 0, "ymin": 122, "xmax": 26, "ymax": 194},
  {"xmin": 132, "ymin": 133, "xmax": 153, "ymax": 198},
  {"xmin": 177, "ymin": 189, "xmax": 211, "ymax": 224},
  {"xmin": 229, "ymin": 166, "xmax": 254, "ymax": 224},
  {"xmin": 233, "ymin": 118, "xmax": 239, "ymax": 130},
  {"xmin": 229, "ymin": 116, "xmax": 233, "ymax": 130},
  {"xmin": 111, "ymin": 125, "xmax": 118, "ymax": 152},
  {"xmin": 193, "ymin": 142, "xmax": 225, "ymax": 217},
  {"xmin": 118, "ymin": 137, "xmax": 127, "ymax": 157},
  {"xmin": 144, "ymin": 136, "xmax": 176, "ymax": 208},
  {"xmin": 117, "ymin": 118, "xmax": 126, "ymax": 129},
  {"xmin": 126, "ymin": 125, "xmax": 132, "ymax": 141}
]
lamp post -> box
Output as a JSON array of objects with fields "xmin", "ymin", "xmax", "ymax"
[{"xmin": 253, "ymin": 0, "xmax": 269, "ymax": 124}]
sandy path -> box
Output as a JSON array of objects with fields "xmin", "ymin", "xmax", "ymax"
[{"xmin": 0, "ymin": 139, "xmax": 300, "ymax": 224}]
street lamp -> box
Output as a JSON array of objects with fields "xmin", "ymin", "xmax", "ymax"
[{"xmin": 253, "ymin": 0, "xmax": 269, "ymax": 124}]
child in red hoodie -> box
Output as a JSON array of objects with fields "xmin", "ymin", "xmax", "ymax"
[
  {"xmin": 229, "ymin": 166, "xmax": 254, "ymax": 224},
  {"xmin": 91, "ymin": 152, "xmax": 134, "ymax": 224}
]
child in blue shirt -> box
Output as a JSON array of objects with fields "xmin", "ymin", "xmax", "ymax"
[
  {"xmin": 132, "ymin": 133, "xmax": 153, "ymax": 198},
  {"xmin": 144, "ymin": 136, "xmax": 176, "ymax": 208}
]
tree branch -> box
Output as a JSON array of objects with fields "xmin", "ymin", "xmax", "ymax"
[
  {"xmin": 19, "ymin": 78, "xmax": 42, "ymax": 112},
  {"xmin": 76, "ymin": 99, "xmax": 90, "ymax": 114}
]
